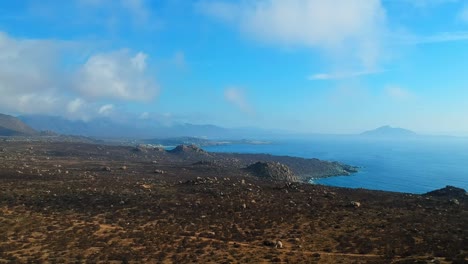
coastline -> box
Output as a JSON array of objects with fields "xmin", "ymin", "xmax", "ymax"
[
  {"xmin": 0, "ymin": 140, "xmax": 466, "ymax": 263},
  {"xmin": 205, "ymin": 139, "xmax": 468, "ymax": 194}
]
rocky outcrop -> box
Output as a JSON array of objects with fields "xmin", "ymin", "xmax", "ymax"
[
  {"xmin": 246, "ymin": 161, "xmax": 299, "ymax": 182},
  {"xmin": 169, "ymin": 144, "xmax": 206, "ymax": 154},
  {"xmin": 217, "ymin": 153, "xmax": 358, "ymax": 181},
  {"xmin": 423, "ymin": 185, "xmax": 467, "ymax": 199}
]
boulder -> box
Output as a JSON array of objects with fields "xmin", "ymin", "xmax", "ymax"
[{"xmin": 275, "ymin": 240, "xmax": 283, "ymax": 249}]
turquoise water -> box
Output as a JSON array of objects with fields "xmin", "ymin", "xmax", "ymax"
[{"xmin": 204, "ymin": 137, "xmax": 468, "ymax": 194}]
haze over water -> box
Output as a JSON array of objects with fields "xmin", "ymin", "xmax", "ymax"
[{"xmin": 205, "ymin": 137, "xmax": 468, "ymax": 194}]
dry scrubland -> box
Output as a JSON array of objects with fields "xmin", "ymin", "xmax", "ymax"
[{"xmin": 0, "ymin": 141, "xmax": 467, "ymax": 263}]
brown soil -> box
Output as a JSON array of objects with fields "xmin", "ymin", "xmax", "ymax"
[{"xmin": 0, "ymin": 141, "xmax": 466, "ymax": 263}]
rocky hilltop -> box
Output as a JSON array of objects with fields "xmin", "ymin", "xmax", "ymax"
[
  {"xmin": 246, "ymin": 161, "xmax": 299, "ymax": 182},
  {"xmin": 169, "ymin": 144, "xmax": 207, "ymax": 154},
  {"xmin": 424, "ymin": 185, "xmax": 467, "ymax": 199}
]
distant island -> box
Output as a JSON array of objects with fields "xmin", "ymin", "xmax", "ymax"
[{"xmin": 360, "ymin": 125, "xmax": 417, "ymax": 138}]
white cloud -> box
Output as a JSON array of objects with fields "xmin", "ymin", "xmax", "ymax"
[
  {"xmin": 131, "ymin": 52, "xmax": 147, "ymax": 71},
  {"xmin": 0, "ymin": 32, "xmax": 60, "ymax": 95},
  {"xmin": 385, "ymin": 86, "xmax": 412, "ymax": 100},
  {"xmin": 76, "ymin": 50, "xmax": 158, "ymax": 101},
  {"xmin": 0, "ymin": 32, "xmax": 66, "ymax": 115},
  {"xmin": 67, "ymin": 98, "xmax": 85, "ymax": 113},
  {"xmin": 224, "ymin": 87, "xmax": 254, "ymax": 115},
  {"xmin": 66, "ymin": 98, "xmax": 95, "ymax": 120},
  {"xmin": 308, "ymin": 69, "xmax": 384, "ymax": 80},
  {"xmin": 16, "ymin": 95, "xmax": 62, "ymax": 114},
  {"xmin": 198, "ymin": 0, "xmax": 387, "ymax": 69},
  {"xmin": 0, "ymin": 32, "xmax": 158, "ymax": 120},
  {"xmin": 98, "ymin": 104, "xmax": 114, "ymax": 115}
]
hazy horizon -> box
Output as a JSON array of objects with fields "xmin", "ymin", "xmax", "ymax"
[
  {"xmin": 12, "ymin": 113, "xmax": 468, "ymax": 138},
  {"xmin": 2, "ymin": 1, "xmax": 468, "ymax": 136}
]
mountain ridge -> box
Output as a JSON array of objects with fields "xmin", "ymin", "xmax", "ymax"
[{"xmin": 17, "ymin": 114, "xmax": 262, "ymax": 139}]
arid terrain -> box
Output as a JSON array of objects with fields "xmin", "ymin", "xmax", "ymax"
[{"xmin": 0, "ymin": 140, "xmax": 467, "ymax": 263}]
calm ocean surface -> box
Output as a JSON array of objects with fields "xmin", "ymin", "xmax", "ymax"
[{"xmin": 204, "ymin": 137, "xmax": 468, "ymax": 194}]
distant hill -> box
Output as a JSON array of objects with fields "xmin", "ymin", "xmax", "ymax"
[
  {"xmin": 0, "ymin": 114, "xmax": 37, "ymax": 136},
  {"xmin": 361, "ymin": 126, "xmax": 417, "ymax": 137}
]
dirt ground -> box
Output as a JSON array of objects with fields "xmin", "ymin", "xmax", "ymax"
[{"xmin": 0, "ymin": 141, "xmax": 466, "ymax": 263}]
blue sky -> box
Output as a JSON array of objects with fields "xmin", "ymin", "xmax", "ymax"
[{"xmin": 1, "ymin": 0, "xmax": 468, "ymax": 135}]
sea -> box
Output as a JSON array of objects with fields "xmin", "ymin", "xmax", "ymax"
[{"xmin": 204, "ymin": 136, "xmax": 468, "ymax": 194}]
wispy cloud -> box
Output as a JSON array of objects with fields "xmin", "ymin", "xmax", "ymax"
[
  {"xmin": 385, "ymin": 85, "xmax": 413, "ymax": 100},
  {"xmin": 224, "ymin": 87, "xmax": 255, "ymax": 116},
  {"xmin": 121, "ymin": 0, "xmax": 150, "ymax": 23},
  {"xmin": 398, "ymin": 31, "xmax": 468, "ymax": 44},
  {"xmin": 458, "ymin": 5, "xmax": 468, "ymax": 23},
  {"xmin": 98, "ymin": 104, "xmax": 114, "ymax": 115},
  {"xmin": 308, "ymin": 70, "xmax": 385, "ymax": 80},
  {"xmin": 139, "ymin": 112, "xmax": 149, "ymax": 120},
  {"xmin": 406, "ymin": 0, "xmax": 459, "ymax": 8},
  {"xmin": 195, "ymin": 1, "xmax": 240, "ymax": 22}
]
